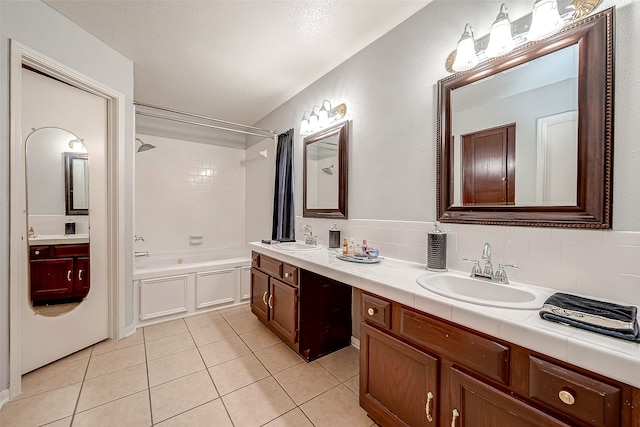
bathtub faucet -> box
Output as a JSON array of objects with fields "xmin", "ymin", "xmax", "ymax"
[{"xmin": 135, "ymin": 251, "xmax": 149, "ymax": 258}]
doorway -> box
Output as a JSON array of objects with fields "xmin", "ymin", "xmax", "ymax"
[
  {"xmin": 9, "ymin": 41, "xmax": 126, "ymax": 396},
  {"xmin": 461, "ymin": 124, "xmax": 516, "ymax": 206}
]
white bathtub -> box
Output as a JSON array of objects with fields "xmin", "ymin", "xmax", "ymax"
[{"xmin": 133, "ymin": 247, "xmax": 252, "ymax": 325}]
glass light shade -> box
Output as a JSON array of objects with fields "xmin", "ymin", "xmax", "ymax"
[
  {"xmin": 309, "ymin": 106, "xmax": 320, "ymax": 132},
  {"xmin": 318, "ymin": 100, "xmax": 330, "ymax": 125},
  {"xmin": 486, "ymin": 4, "xmax": 515, "ymax": 58},
  {"xmin": 528, "ymin": 0, "xmax": 564, "ymax": 41},
  {"xmin": 300, "ymin": 112, "xmax": 310, "ymax": 134},
  {"xmin": 452, "ymin": 24, "xmax": 478, "ymax": 72}
]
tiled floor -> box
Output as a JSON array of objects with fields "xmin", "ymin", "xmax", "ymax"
[{"xmin": 0, "ymin": 304, "xmax": 375, "ymax": 427}]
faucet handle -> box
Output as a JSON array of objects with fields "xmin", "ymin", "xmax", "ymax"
[
  {"xmin": 495, "ymin": 263, "xmax": 518, "ymax": 283},
  {"xmin": 462, "ymin": 258, "xmax": 481, "ymax": 276}
]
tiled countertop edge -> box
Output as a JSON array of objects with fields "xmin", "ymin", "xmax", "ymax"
[{"xmin": 249, "ymin": 242, "xmax": 640, "ymax": 388}]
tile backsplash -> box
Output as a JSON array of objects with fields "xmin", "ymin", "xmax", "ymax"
[{"xmin": 296, "ymin": 216, "xmax": 640, "ymax": 307}]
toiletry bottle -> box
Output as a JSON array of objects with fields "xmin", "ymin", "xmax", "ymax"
[
  {"xmin": 362, "ymin": 239, "xmax": 368, "ymax": 255},
  {"xmin": 329, "ymin": 223, "xmax": 341, "ymax": 249},
  {"xmin": 348, "ymin": 238, "xmax": 355, "ymax": 254},
  {"xmin": 342, "ymin": 238, "xmax": 348, "ymax": 254},
  {"xmin": 28, "ymin": 226, "xmax": 35, "ymax": 238}
]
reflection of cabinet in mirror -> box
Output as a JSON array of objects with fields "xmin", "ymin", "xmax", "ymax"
[
  {"xmin": 29, "ymin": 243, "xmax": 90, "ymax": 305},
  {"xmin": 303, "ymin": 121, "xmax": 349, "ymax": 219}
]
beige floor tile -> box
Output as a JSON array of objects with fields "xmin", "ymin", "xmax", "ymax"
[
  {"xmin": 239, "ymin": 327, "xmax": 281, "ymax": 352},
  {"xmin": 301, "ymin": 384, "xmax": 373, "ymax": 427},
  {"xmin": 60, "ymin": 346, "xmax": 92, "ymax": 363},
  {"xmin": 274, "ymin": 361, "xmax": 339, "ymax": 405},
  {"xmin": 218, "ymin": 303, "xmax": 252, "ymax": 321},
  {"xmin": 344, "ymin": 374, "xmax": 360, "ymax": 395},
  {"xmin": 85, "ymin": 344, "xmax": 146, "ymax": 380},
  {"xmin": 0, "ymin": 383, "xmax": 80, "ymax": 427},
  {"xmin": 198, "ymin": 336, "xmax": 251, "ymax": 367},
  {"xmin": 144, "ymin": 319, "xmax": 188, "ymax": 342},
  {"xmin": 43, "ymin": 416, "xmax": 72, "ymax": 426},
  {"xmin": 150, "ymin": 370, "xmax": 218, "ymax": 423},
  {"xmin": 263, "ymin": 408, "xmax": 314, "ymax": 427},
  {"xmin": 209, "ymin": 353, "xmax": 270, "ymax": 395},
  {"xmin": 222, "ymin": 377, "xmax": 295, "ymax": 427},
  {"xmin": 147, "ymin": 348, "xmax": 205, "ymax": 387},
  {"xmin": 254, "ymin": 342, "xmax": 304, "ymax": 374},
  {"xmin": 72, "ymin": 390, "xmax": 151, "ymax": 427},
  {"xmin": 184, "ymin": 311, "xmax": 226, "ymax": 331},
  {"xmin": 19, "ymin": 357, "xmax": 88, "ymax": 399},
  {"xmin": 227, "ymin": 315, "xmax": 265, "ymax": 335},
  {"xmin": 190, "ymin": 322, "xmax": 237, "ymax": 347},
  {"xmin": 145, "ymin": 332, "xmax": 195, "ymax": 361},
  {"xmin": 76, "ymin": 362, "xmax": 148, "ymax": 412},
  {"xmin": 317, "ymin": 346, "xmax": 360, "ymax": 381},
  {"xmin": 155, "ymin": 399, "xmax": 232, "ymax": 427},
  {"xmin": 92, "ymin": 329, "xmax": 144, "ymax": 356}
]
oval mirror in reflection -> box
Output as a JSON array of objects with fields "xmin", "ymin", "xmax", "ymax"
[{"xmin": 25, "ymin": 127, "xmax": 90, "ymax": 317}]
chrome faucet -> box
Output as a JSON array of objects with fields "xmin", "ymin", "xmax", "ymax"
[
  {"xmin": 300, "ymin": 224, "xmax": 317, "ymax": 245},
  {"xmin": 463, "ymin": 243, "xmax": 517, "ymax": 284},
  {"xmin": 134, "ymin": 235, "xmax": 145, "ymax": 242},
  {"xmin": 135, "ymin": 251, "xmax": 149, "ymax": 258}
]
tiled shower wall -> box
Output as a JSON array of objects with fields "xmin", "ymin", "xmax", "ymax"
[
  {"xmin": 296, "ymin": 216, "xmax": 640, "ymax": 307},
  {"xmin": 135, "ymin": 134, "xmax": 246, "ymax": 254}
]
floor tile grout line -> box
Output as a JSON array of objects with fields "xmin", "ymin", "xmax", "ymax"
[
  {"xmin": 64, "ymin": 345, "xmax": 93, "ymax": 426},
  {"xmin": 141, "ymin": 326, "xmax": 155, "ymax": 426}
]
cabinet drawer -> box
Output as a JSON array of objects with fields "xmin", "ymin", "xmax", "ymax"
[
  {"xmin": 282, "ymin": 264, "xmax": 298, "ymax": 286},
  {"xmin": 30, "ymin": 246, "xmax": 53, "ymax": 259},
  {"xmin": 529, "ymin": 356, "xmax": 621, "ymax": 427},
  {"xmin": 251, "ymin": 251, "xmax": 260, "ymax": 269},
  {"xmin": 258, "ymin": 254, "xmax": 283, "ymax": 277},
  {"xmin": 362, "ymin": 293, "xmax": 391, "ymax": 330},
  {"xmin": 55, "ymin": 244, "xmax": 89, "ymax": 257},
  {"xmin": 398, "ymin": 307, "xmax": 510, "ymax": 385}
]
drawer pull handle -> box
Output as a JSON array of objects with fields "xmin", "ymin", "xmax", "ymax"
[
  {"xmin": 67, "ymin": 270, "xmax": 72, "ymax": 282},
  {"xmin": 262, "ymin": 291, "xmax": 268, "ymax": 306},
  {"xmin": 367, "ymin": 307, "xmax": 377, "ymax": 316},
  {"xmin": 78, "ymin": 270, "xmax": 83, "ymax": 281},
  {"xmin": 268, "ymin": 295, "xmax": 274, "ymax": 309},
  {"xmin": 285, "ymin": 272, "xmax": 291, "ymax": 278},
  {"xmin": 451, "ymin": 409, "xmax": 459, "ymax": 427},
  {"xmin": 558, "ymin": 389, "xmax": 575, "ymax": 405},
  {"xmin": 35, "ymin": 250, "xmax": 40, "ymax": 255},
  {"xmin": 425, "ymin": 391, "xmax": 434, "ymax": 422}
]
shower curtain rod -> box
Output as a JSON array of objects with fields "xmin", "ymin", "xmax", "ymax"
[{"xmin": 134, "ymin": 101, "xmax": 278, "ymax": 138}]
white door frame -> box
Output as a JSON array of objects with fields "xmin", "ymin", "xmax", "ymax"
[{"xmin": 8, "ymin": 41, "xmax": 127, "ymax": 398}]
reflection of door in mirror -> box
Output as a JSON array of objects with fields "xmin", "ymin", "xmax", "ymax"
[
  {"xmin": 306, "ymin": 134, "xmax": 339, "ymax": 209},
  {"xmin": 451, "ymin": 44, "xmax": 578, "ymax": 207},
  {"xmin": 26, "ymin": 127, "xmax": 90, "ymax": 317},
  {"xmin": 461, "ymin": 124, "xmax": 515, "ymax": 206}
]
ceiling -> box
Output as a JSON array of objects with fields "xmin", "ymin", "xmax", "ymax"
[{"xmin": 44, "ymin": 0, "xmax": 430, "ymax": 143}]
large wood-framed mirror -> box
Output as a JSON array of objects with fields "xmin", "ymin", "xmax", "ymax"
[
  {"xmin": 303, "ymin": 121, "xmax": 349, "ymax": 219},
  {"xmin": 437, "ymin": 7, "xmax": 614, "ymax": 228}
]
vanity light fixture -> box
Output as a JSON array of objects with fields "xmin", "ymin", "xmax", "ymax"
[
  {"xmin": 299, "ymin": 100, "xmax": 348, "ymax": 135},
  {"xmin": 68, "ymin": 138, "xmax": 87, "ymax": 152},
  {"xmin": 486, "ymin": 3, "xmax": 515, "ymax": 58},
  {"xmin": 528, "ymin": 0, "xmax": 564, "ymax": 41},
  {"xmin": 452, "ymin": 24, "xmax": 479, "ymax": 72}
]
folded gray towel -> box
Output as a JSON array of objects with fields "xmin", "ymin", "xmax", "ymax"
[{"xmin": 539, "ymin": 293, "xmax": 640, "ymax": 343}]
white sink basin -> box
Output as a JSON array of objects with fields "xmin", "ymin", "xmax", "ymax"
[
  {"xmin": 273, "ymin": 242, "xmax": 323, "ymax": 251},
  {"xmin": 416, "ymin": 272, "xmax": 547, "ymax": 310}
]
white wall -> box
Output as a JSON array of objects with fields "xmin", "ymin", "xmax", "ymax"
[
  {"xmin": 135, "ymin": 134, "xmax": 246, "ymax": 254},
  {"xmin": 0, "ymin": 1, "xmax": 134, "ymax": 394},
  {"xmin": 245, "ymin": 1, "xmax": 640, "ymax": 303}
]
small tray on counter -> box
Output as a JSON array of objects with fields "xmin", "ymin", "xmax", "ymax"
[{"xmin": 336, "ymin": 253, "xmax": 383, "ymax": 264}]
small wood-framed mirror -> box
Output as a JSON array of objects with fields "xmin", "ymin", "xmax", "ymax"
[
  {"xmin": 64, "ymin": 152, "xmax": 89, "ymax": 215},
  {"xmin": 437, "ymin": 8, "xmax": 614, "ymax": 228},
  {"xmin": 303, "ymin": 121, "xmax": 349, "ymax": 219}
]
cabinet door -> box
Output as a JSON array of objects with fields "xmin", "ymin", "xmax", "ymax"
[
  {"xmin": 74, "ymin": 256, "xmax": 90, "ymax": 298},
  {"xmin": 361, "ymin": 323, "xmax": 439, "ymax": 427},
  {"xmin": 250, "ymin": 268, "xmax": 269, "ymax": 322},
  {"xmin": 448, "ymin": 368, "xmax": 571, "ymax": 427},
  {"xmin": 30, "ymin": 258, "xmax": 75, "ymax": 302},
  {"xmin": 269, "ymin": 278, "xmax": 298, "ymax": 344}
]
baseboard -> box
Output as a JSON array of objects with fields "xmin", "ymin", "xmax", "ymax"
[
  {"xmin": 350, "ymin": 336, "xmax": 360, "ymax": 350},
  {"xmin": 0, "ymin": 388, "xmax": 10, "ymax": 411}
]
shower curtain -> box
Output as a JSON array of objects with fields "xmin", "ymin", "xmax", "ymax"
[{"xmin": 272, "ymin": 129, "xmax": 295, "ymax": 241}]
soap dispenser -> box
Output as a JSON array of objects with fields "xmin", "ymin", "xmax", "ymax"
[
  {"xmin": 426, "ymin": 223, "xmax": 447, "ymax": 271},
  {"xmin": 329, "ymin": 223, "xmax": 341, "ymax": 248}
]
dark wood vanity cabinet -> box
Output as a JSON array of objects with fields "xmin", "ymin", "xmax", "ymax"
[
  {"xmin": 250, "ymin": 251, "xmax": 351, "ymax": 361},
  {"xmin": 360, "ymin": 291, "xmax": 638, "ymax": 427},
  {"xmin": 30, "ymin": 243, "xmax": 90, "ymax": 304}
]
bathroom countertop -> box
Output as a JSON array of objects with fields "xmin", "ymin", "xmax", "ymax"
[
  {"xmin": 29, "ymin": 234, "xmax": 89, "ymax": 246},
  {"xmin": 250, "ymin": 242, "xmax": 640, "ymax": 388}
]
